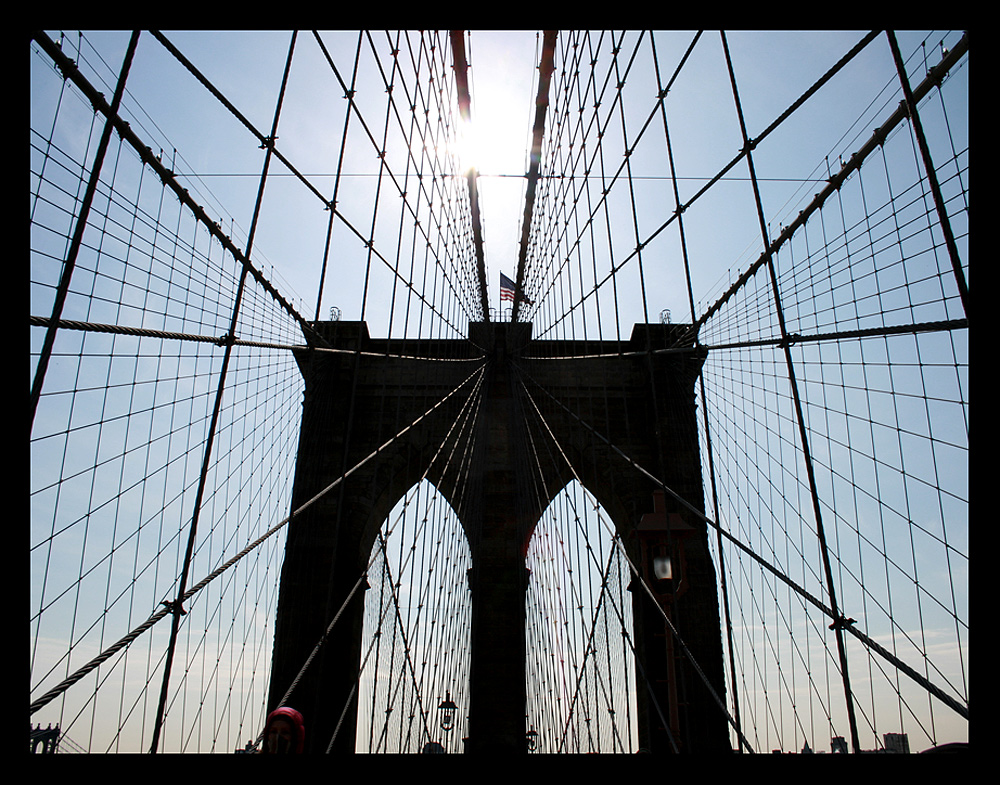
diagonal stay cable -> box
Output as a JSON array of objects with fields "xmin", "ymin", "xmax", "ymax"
[
  {"xmin": 362, "ymin": 530, "xmax": 439, "ymax": 753},
  {"xmin": 682, "ymin": 32, "xmax": 968, "ymax": 348},
  {"xmin": 519, "ymin": 387, "xmax": 635, "ymax": 751},
  {"xmin": 272, "ymin": 361, "xmax": 485, "ymax": 713},
  {"xmin": 29, "ymin": 31, "xmax": 140, "ymax": 429},
  {"xmin": 148, "ymin": 30, "xmax": 300, "ymax": 754},
  {"xmin": 29, "ymin": 358, "xmax": 486, "ymax": 717},
  {"xmin": 321, "ymin": 365, "xmax": 487, "ymax": 753},
  {"xmin": 553, "ymin": 540, "xmax": 632, "ymax": 753},
  {"xmin": 513, "ymin": 363, "xmax": 754, "ymax": 753},
  {"xmin": 519, "ymin": 390, "xmax": 674, "ymax": 752},
  {"xmin": 526, "ymin": 31, "xmax": 701, "ymax": 327},
  {"xmin": 535, "ymin": 30, "xmax": 884, "ymax": 340},
  {"xmin": 30, "ymin": 30, "xmax": 331, "ymax": 355},
  {"xmin": 515, "ymin": 361, "xmax": 969, "ymax": 723},
  {"xmin": 148, "ymin": 31, "xmax": 328, "ymax": 205},
  {"xmin": 311, "ymin": 30, "xmax": 479, "ymax": 329},
  {"xmin": 158, "ymin": 28, "xmax": 474, "ymax": 334},
  {"xmin": 886, "ymin": 31, "xmax": 968, "ymax": 319}
]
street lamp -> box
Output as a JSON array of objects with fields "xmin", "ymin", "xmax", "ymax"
[
  {"xmin": 526, "ymin": 727, "xmax": 538, "ymax": 752},
  {"xmin": 637, "ymin": 491, "xmax": 694, "ymax": 601},
  {"xmin": 438, "ymin": 692, "xmax": 458, "ymax": 732},
  {"xmin": 636, "ymin": 490, "xmax": 695, "ymax": 749}
]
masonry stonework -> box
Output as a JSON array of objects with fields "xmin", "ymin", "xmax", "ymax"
[{"xmin": 268, "ymin": 320, "xmax": 729, "ymax": 753}]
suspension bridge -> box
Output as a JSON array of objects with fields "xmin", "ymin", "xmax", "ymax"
[{"xmin": 29, "ymin": 30, "xmax": 968, "ymax": 754}]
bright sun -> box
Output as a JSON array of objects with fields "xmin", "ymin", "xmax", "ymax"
[
  {"xmin": 453, "ymin": 32, "xmax": 539, "ymax": 280},
  {"xmin": 455, "ymin": 119, "xmax": 496, "ymax": 176},
  {"xmin": 456, "ymin": 108, "xmax": 527, "ymax": 178},
  {"xmin": 453, "ymin": 32, "xmax": 538, "ymax": 179}
]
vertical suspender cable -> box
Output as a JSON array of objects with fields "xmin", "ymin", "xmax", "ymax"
[
  {"xmin": 311, "ymin": 31, "xmax": 362, "ymax": 322},
  {"xmin": 719, "ymin": 31, "xmax": 862, "ymax": 754},
  {"xmin": 148, "ymin": 31, "xmax": 298, "ymax": 753},
  {"xmin": 649, "ymin": 29, "xmax": 749, "ymax": 752},
  {"xmin": 609, "ymin": 29, "xmax": 699, "ymax": 750},
  {"xmin": 30, "ymin": 31, "xmax": 140, "ymax": 429}
]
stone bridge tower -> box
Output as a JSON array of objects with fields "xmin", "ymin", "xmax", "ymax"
[{"xmin": 267, "ymin": 320, "xmax": 730, "ymax": 754}]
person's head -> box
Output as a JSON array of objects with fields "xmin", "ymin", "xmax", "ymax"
[{"xmin": 263, "ymin": 707, "xmax": 305, "ymax": 753}]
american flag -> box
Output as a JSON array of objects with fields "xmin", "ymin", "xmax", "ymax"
[{"xmin": 500, "ymin": 272, "xmax": 516, "ymax": 302}]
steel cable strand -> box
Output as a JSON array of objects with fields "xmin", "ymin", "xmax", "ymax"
[
  {"xmin": 519, "ymin": 403, "xmax": 637, "ymax": 752},
  {"xmin": 517, "ymin": 378, "xmax": 679, "ymax": 753},
  {"xmin": 312, "ymin": 30, "xmax": 478, "ymax": 329},
  {"xmin": 310, "ymin": 31, "xmax": 361, "ymax": 323},
  {"xmin": 517, "ymin": 364, "xmax": 682, "ymax": 753},
  {"xmin": 554, "ymin": 541, "xmax": 631, "ymax": 753},
  {"xmin": 701, "ymin": 348, "xmax": 845, "ymax": 750},
  {"xmin": 327, "ymin": 367, "xmax": 487, "ymax": 752},
  {"xmin": 249, "ymin": 364, "xmax": 487, "ymax": 751},
  {"xmin": 528, "ymin": 31, "xmax": 681, "ymax": 328},
  {"xmin": 359, "ymin": 492, "xmax": 458, "ymax": 749},
  {"xmin": 517, "ymin": 383, "xmax": 576, "ymax": 747},
  {"xmin": 29, "ymin": 316, "xmax": 488, "ymax": 363},
  {"xmin": 874, "ymin": 125, "xmax": 969, "ymax": 714},
  {"xmin": 538, "ymin": 31, "xmax": 915, "ymax": 343},
  {"xmin": 682, "ymin": 33, "xmax": 968, "ymax": 351},
  {"xmin": 30, "ymin": 31, "xmax": 332, "ymax": 361},
  {"xmin": 515, "ymin": 360, "xmax": 969, "ymax": 722},
  {"xmin": 719, "ymin": 28, "xmax": 869, "ymax": 751},
  {"xmin": 886, "ymin": 31, "xmax": 968, "ymax": 319},
  {"xmin": 807, "ymin": 155, "xmax": 947, "ymax": 742},
  {"xmin": 147, "ymin": 31, "xmax": 300, "ymax": 752},
  {"xmin": 375, "ymin": 30, "xmax": 476, "ymax": 313},
  {"xmin": 363, "ymin": 380, "xmax": 487, "ymax": 751},
  {"xmin": 30, "ymin": 30, "xmax": 141, "ymax": 431},
  {"xmin": 344, "ymin": 536, "xmax": 421, "ymax": 752},
  {"xmin": 276, "ymin": 362, "xmax": 485, "ymax": 704},
  {"xmin": 162, "ymin": 27, "xmax": 475, "ymax": 332},
  {"xmin": 513, "ymin": 363, "xmax": 751, "ymax": 753},
  {"xmin": 512, "ymin": 395, "xmax": 567, "ymax": 749},
  {"xmin": 30, "ymin": 360, "xmax": 486, "ymax": 717},
  {"xmin": 40, "ymin": 29, "xmax": 468, "ymax": 352},
  {"xmin": 513, "ymin": 347, "xmax": 590, "ymax": 748},
  {"xmin": 649, "ymin": 28, "xmax": 744, "ymax": 746}
]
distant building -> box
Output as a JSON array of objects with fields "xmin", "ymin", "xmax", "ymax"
[
  {"xmin": 883, "ymin": 733, "xmax": 910, "ymax": 753},
  {"xmin": 30, "ymin": 724, "xmax": 60, "ymax": 754}
]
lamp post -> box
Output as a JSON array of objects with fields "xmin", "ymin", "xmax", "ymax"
[
  {"xmin": 438, "ymin": 692, "xmax": 458, "ymax": 733},
  {"xmin": 636, "ymin": 491, "xmax": 694, "ymax": 749},
  {"xmin": 526, "ymin": 726, "xmax": 538, "ymax": 752}
]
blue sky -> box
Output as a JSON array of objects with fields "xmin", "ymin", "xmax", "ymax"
[
  {"xmin": 30, "ymin": 30, "xmax": 966, "ymax": 335},
  {"xmin": 30, "ymin": 30, "xmax": 968, "ymax": 753}
]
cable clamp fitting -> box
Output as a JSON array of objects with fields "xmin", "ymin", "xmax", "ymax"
[
  {"xmin": 829, "ymin": 615, "xmax": 856, "ymax": 631},
  {"xmin": 161, "ymin": 599, "xmax": 187, "ymax": 617}
]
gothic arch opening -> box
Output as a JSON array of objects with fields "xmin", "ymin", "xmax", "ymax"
[
  {"xmin": 524, "ymin": 480, "xmax": 639, "ymax": 753},
  {"xmin": 355, "ymin": 479, "xmax": 472, "ymax": 753}
]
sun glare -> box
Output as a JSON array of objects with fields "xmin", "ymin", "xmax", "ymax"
[
  {"xmin": 455, "ymin": 118, "xmax": 484, "ymax": 176},
  {"xmin": 456, "ymin": 114, "xmax": 522, "ymax": 178}
]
